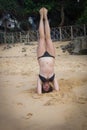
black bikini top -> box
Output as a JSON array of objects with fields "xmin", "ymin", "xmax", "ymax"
[
  {"xmin": 39, "ymin": 74, "xmax": 55, "ymax": 83},
  {"xmin": 38, "ymin": 51, "xmax": 55, "ymax": 59}
]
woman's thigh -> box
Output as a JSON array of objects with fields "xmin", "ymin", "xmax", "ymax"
[
  {"xmin": 37, "ymin": 39, "xmax": 46, "ymax": 57},
  {"xmin": 46, "ymin": 39, "xmax": 55, "ymax": 56}
]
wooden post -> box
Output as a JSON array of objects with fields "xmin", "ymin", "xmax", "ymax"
[
  {"xmin": 12, "ymin": 32, "xmax": 14, "ymax": 44},
  {"xmin": 71, "ymin": 26, "xmax": 73, "ymax": 40},
  {"xmin": 59, "ymin": 27, "xmax": 62, "ymax": 41},
  {"xmin": 4, "ymin": 32, "xmax": 6, "ymax": 44},
  {"xmin": 27, "ymin": 31, "xmax": 29, "ymax": 43},
  {"xmin": 84, "ymin": 24, "xmax": 86, "ymax": 37},
  {"xmin": 20, "ymin": 32, "xmax": 22, "ymax": 43}
]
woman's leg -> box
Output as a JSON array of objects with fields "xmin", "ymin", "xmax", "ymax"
[
  {"xmin": 44, "ymin": 8, "xmax": 55, "ymax": 56},
  {"xmin": 37, "ymin": 8, "xmax": 46, "ymax": 58}
]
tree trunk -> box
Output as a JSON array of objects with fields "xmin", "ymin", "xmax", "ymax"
[{"xmin": 59, "ymin": 6, "xmax": 64, "ymax": 26}]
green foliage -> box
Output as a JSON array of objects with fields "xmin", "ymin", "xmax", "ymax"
[
  {"xmin": 20, "ymin": 20, "xmax": 29, "ymax": 31},
  {"xmin": 0, "ymin": 0, "xmax": 87, "ymax": 26},
  {"xmin": 23, "ymin": 0, "xmax": 58, "ymax": 14},
  {"xmin": 77, "ymin": 0, "xmax": 87, "ymax": 24},
  {"xmin": 0, "ymin": 0, "xmax": 19, "ymax": 12}
]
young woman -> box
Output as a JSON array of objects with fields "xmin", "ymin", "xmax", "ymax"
[{"xmin": 37, "ymin": 7, "xmax": 59, "ymax": 94}]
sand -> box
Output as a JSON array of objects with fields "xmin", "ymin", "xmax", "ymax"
[{"xmin": 0, "ymin": 41, "xmax": 87, "ymax": 130}]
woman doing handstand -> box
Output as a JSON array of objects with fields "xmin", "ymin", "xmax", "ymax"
[{"xmin": 37, "ymin": 7, "xmax": 59, "ymax": 94}]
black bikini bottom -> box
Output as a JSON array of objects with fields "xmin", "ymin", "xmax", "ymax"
[
  {"xmin": 38, "ymin": 51, "xmax": 55, "ymax": 59},
  {"xmin": 39, "ymin": 74, "xmax": 55, "ymax": 83}
]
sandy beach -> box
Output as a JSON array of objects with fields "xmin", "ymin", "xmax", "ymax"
[{"xmin": 0, "ymin": 41, "xmax": 87, "ymax": 130}]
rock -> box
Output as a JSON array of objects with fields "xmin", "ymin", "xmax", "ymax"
[
  {"xmin": 22, "ymin": 48, "xmax": 26, "ymax": 52},
  {"xmin": 3, "ymin": 44, "xmax": 12, "ymax": 50},
  {"xmin": 79, "ymin": 49, "xmax": 87, "ymax": 55},
  {"xmin": 81, "ymin": 37, "xmax": 87, "ymax": 49},
  {"xmin": 72, "ymin": 38, "xmax": 82, "ymax": 54},
  {"xmin": 61, "ymin": 36, "xmax": 87, "ymax": 55}
]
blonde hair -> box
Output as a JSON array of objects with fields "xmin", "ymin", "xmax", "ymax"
[{"xmin": 42, "ymin": 81, "xmax": 54, "ymax": 93}]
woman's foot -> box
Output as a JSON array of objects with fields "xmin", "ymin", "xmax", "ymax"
[
  {"xmin": 39, "ymin": 8, "xmax": 44, "ymax": 19},
  {"xmin": 43, "ymin": 7, "xmax": 48, "ymax": 19}
]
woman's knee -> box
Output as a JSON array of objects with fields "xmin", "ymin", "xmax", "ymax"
[
  {"xmin": 46, "ymin": 39, "xmax": 52, "ymax": 46},
  {"xmin": 39, "ymin": 37, "xmax": 45, "ymax": 42}
]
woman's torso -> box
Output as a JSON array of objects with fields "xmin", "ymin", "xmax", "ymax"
[{"xmin": 38, "ymin": 57, "xmax": 55, "ymax": 78}]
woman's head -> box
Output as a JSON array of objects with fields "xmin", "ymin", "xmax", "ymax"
[{"xmin": 42, "ymin": 81, "xmax": 53, "ymax": 93}]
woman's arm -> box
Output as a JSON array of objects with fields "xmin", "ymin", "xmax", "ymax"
[
  {"xmin": 53, "ymin": 76, "xmax": 59, "ymax": 91},
  {"xmin": 37, "ymin": 77, "xmax": 42, "ymax": 94}
]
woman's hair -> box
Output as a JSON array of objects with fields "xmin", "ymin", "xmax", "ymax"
[{"xmin": 42, "ymin": 82, "xmax": 53, "ymax": 93}]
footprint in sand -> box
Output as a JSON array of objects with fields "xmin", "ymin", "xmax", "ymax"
[
  {"xmin": 32, "ymin": 94, "xmax": 42, "ymax": 99},
  {"xmin": 25, "ymin": 113, "xmax": 33, "ymax": 119},
  {"xmin": 44, "ymin": 98, "xmax": 60, "ymax": 106},
  {"xmin": 44, "ymin": 100, "xmax": 53, "ymax": 106},
  {"xmin": 17, "ymin": 102, "xmax": 23, "ymax": 106},
  {"xmin": 76, "ymin": 97, "xmax": 87, "ymax": 104}
]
